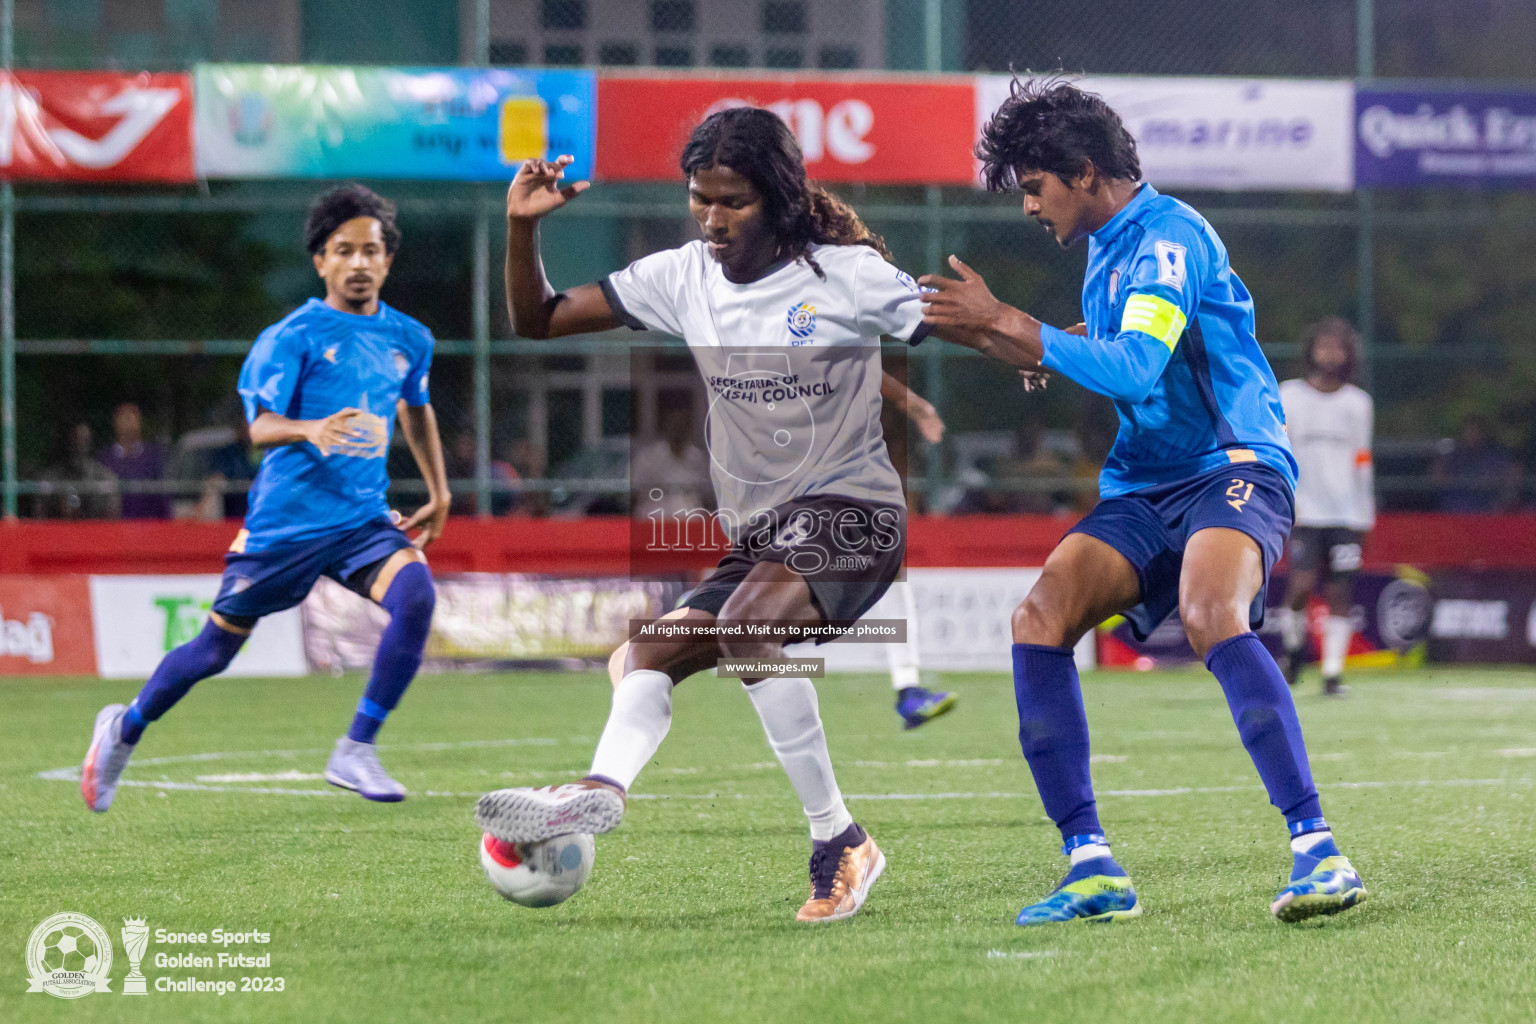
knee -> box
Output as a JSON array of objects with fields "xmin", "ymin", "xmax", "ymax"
[
  {"xmin": 386, "ymin": 564, "xmax": 436, "ymax": 627},
  {"xmin": 1012, "ymin": 594, "xmax": 1072, "ymax": 648},
  {"xmin": 1180, "ymin": 599, "xmax": 1245, "ymax": 658}
]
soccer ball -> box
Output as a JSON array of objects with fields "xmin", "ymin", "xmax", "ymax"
[
  {"xmin": 41, "ymin": 926, "xmax": 100, "ymax": 974},
  {"xmin": 480, "ymin": 832, "xmax": 595, "ymax": 907}
]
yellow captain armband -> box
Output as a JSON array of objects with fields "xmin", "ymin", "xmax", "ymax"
[{"xmin": 1120, "ymin": 293, "xmax": 1188, "ymax": 351}]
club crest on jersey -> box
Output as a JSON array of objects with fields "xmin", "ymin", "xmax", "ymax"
[
  {"xmin": 392, "ymin": 351, "xmax": 410, "ymax": 377},
  {"xmin": 786, "ymin": 302, "xmax": 817, "ymax": 343},
  {"xmin": 1154, "ymin": 241, "xmax": 1187, "ymax": 289}
]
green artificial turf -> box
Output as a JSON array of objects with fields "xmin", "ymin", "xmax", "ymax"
[{"xmin": 3, "ymin": 665, "xmax": 1534, "ymax": 1022}]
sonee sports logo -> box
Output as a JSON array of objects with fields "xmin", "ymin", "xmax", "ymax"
[{"xmin": 786, "ymin": 303, "xmax": 818, "ymax": 342}]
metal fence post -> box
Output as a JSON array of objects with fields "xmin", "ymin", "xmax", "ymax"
[
  {"xmin": 2, "ymin": 0, "xmax": 16, "ymax": 519},
  {"xmin": 473, "ymin": 190, "xmax": 493, "ymax": 517},
  {"xmin": 1355, "ymin": 0, "xmax": 1375, "ymax": 389}
]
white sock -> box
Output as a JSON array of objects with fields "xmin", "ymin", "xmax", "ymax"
[
  {"xmin": 886, "ymin": 582, "xmax": 921, "ymax": 691},
  {"xmin": 1322, "ymin": 615, "xmax": 1352, "ymax": 678},
  {"xmin": 1279, "ymin": 606, "xmax": 1308, "ymax": 653},
  {"xmin": 1069, "ymin": 842, "xmax": 1112, "ymax": 866},
  {"xmin": 745, "ymin": 676, "xmax": 853, "ymax": 842},
  {"xmin": 1291, "ymin": 829, "xmax": 1333, "ymax": 855},
  {"xmin": 588, "ymin": 669, "xmax": 672, "ymax": 790}
]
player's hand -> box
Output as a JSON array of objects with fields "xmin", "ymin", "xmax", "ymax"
[
  {"xmin": 1019, "ymin": 370, "xmax": 1051, "ymax": 393},
  {"xmin": 401, "ymin": 498, "xmax": 448, "ymax": 549},
  {"xmin": 908, "ymin": 397, "xmax": 945, "ymax": 443},
  {"xmin": 1066, "ymin": 322, "xmax": 1088, "ymax": 336},
  {"xmin": 307, "ymin": 409, "xmax": 375, "ymax": 456},
  {"xmin": 919, "ymin": 256, "xmax": 1012, "ymax": 334},
  {"xmin": 507, "ymin": 155, "xmax": 590, "ymax": 221}
]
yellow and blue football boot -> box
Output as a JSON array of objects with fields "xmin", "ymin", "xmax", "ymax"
[
  {"xmin": 895, "ymin": 686, "xmax": 957, "ymax": 730},
  {"xmin": 1271, "ymin": 834, "xmax": 1366, "ymax": 922},
  {"xmin": 1015, "ymin": 854, "xmax": 1142, "ymax": 926}
]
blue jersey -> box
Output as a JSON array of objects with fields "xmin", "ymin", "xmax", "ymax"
[
  {"xmin": 236, "ymin": 298, "xmax": 434, "ymax": 551},
  {"xmin": 1039, "ymin": 184, "xmax": 1296, "ymax": 499}
]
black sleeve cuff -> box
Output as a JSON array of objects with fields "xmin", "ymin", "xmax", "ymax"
[
  {"xmin": 906, "ymin": 321, "xmax": 932, "ymax": 347},
  {"xmin": 599, "ymin": 277, "xmax": 648, "ymax": 331}
]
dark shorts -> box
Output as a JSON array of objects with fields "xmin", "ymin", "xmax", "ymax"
[
  {"xmin": 1288, "ymin": 526, "xmax": 1364, "ymax": 582},
  {"xmin": 680, "ymin": 495, "xmax": 906, "ymax": 639},
  {"xmin": 212, "ymin": 518, "xmax": 415, "ymax": 624},
  {"xmin": 1069, "ymin": 464, "xmax": 1295, "ymax": 642}
]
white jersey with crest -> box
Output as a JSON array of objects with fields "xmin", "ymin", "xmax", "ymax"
[
  {"xmin": 603, "ymin": 241, "xmax": 927, "ymax": 533},
  {"xmin": 1279, "ymin": 378, "xmax": 1375, "ymax": 530}
]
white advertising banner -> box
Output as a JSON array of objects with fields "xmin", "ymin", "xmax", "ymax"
[
  {"xmin": 976, "ymin": 76, "xmax": 1355, "ymax": 192},
  {"xmin": 792, "ymin": 567, "xmax": 1095, "ymax": 673},
  {"xmin": 88, "ymin": 575, "xmax": 307, "ymax": 679}
]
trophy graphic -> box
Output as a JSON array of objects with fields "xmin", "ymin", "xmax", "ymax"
[{"xmin": 120, "ymin": 917, "xmax": 148, "ymax": 995}]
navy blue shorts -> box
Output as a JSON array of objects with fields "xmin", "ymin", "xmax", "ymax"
[
  {"xmin": 212, "ymin": 519, "xmax": 414, "ymax": 623},
  {"xmin": 1068, "ymin": 463, "xmax": 1295, "ymax": 642}
]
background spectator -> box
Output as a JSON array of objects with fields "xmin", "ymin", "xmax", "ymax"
[
  {"xmin": 1430, "ymin": 415, "xmax": 1524, "ymax": 513},
  {"xmin": 36, "ymin": 423, "xmax": 120, "ymax": 519},
  {"xmin": 630, "ymin": 404, "xmax": 711, "ymax": 521},
  {"xmin": 100, "ymin": 402, "xmax": 169, "ymax": 519}
]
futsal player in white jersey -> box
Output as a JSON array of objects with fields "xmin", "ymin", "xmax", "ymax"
[
  {"xmin": 605, "ymin": 372, "xmax": 955, "ymax": 728},
  {"xmin": 477, "ymin": 107, "xmax": 937, "ymax": 922},
  {"xmin": 1277, "ymin": 317, "xmax": 1374, "ymax": 696}
]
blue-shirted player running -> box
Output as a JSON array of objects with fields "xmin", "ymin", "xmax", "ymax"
[
  {"xmin": 918, "ymin": 79, "xmax": 1367, "ymax": 925},
  {"xmin": 81, "ymin": 185, "xmax": 450, "ymax": 810}
]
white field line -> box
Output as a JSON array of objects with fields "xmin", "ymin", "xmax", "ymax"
[{"xmin": 34, "ymin": 764, "xmax": 1536, "ymax": 803}]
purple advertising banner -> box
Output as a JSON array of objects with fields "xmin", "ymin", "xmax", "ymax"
[{"xmin": 1357, "ymin": 88, "xmax": 1536, "ymax": 187}]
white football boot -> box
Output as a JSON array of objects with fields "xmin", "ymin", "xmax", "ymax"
[
  {"xmin": 475, "ymin": 779, "xmax": 626, "ymax": 843},
  {"xmin": 324, "ymin": 737, "xmax": 407, "ymax": 802},
  {"xmin": 81, "ymin": 704, "xmax": 136, "ymax": 813}
]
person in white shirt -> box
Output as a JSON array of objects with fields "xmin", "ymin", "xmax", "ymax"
[
  {"xmin": 479, "ymin": 106, "xmax": 943, "ymax": 923},
  {"xmin": 1276, "ymin": 317, "xmax": 1374, "ymax": 696},
  {"xmin": 630, "ymin": 403, "xmax": 712, "ymax": 520}
]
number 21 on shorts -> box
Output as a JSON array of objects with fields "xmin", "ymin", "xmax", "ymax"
[{"xmin": 1226, "ymin": 478, "xmax": 1254, "ymax": 512}]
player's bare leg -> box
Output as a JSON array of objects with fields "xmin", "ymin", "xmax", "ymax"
[
  {"xmin": 1011, "ymin": 534, "xmax": 1145, "ymax": 923},
  {"xmin": 1180, "ymin": 528, "xmax": 1365, "ymax": 921},
  {"xmin": 715, "ymin": 560, "xmax": 884, "ymax": 922},
  {"xmin": 1277, "ymin": 565, "xmax": 1319, "ymax": 687}
]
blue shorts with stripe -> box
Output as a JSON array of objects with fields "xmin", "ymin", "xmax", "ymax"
[
  {"xmin": 212, "ymin": 518, "xmax": 414, "ymax": 623},
  {"xmin": 1068, "ymin": 463, "xmax": 1294, "ymax": 642}
]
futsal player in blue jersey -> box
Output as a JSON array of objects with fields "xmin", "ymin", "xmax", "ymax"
[
  {"xmin": 918, "ymin": 79, "xmax": 1366, "ymax": 924},
  {"xmin": 81, "ymin": 185, "xmax": 450, "ymax": 810}
]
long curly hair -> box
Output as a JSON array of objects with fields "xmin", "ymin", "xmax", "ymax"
[{"xmin": 679, "ymin": 106, "xmax": 890, "ymax": 279}]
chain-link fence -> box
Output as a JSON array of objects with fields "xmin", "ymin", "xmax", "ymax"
[{"xmin": 9, "ymin": 0, "xmax": 1536, "ymax": 521}]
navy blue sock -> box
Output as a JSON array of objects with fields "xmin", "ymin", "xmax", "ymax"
[
  {"xmin": 348, "ymin": 562, "xmax": 435, "ymax": 744},
  {"xmin": 121, "ymin": 620, "xmax": 247, "ymax": 744},
  {"xmin": 1206, "ymin": 632, "xmax": 1324, "ymax": 826},
  {"xmin": 1012, "ymin": 643, "xmax": 1102, "ymax": 843}
]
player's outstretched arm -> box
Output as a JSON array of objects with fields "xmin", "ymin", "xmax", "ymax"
[
  {"xmin": 880, "ymin": 372, "xmax": 945, "ymax": 443},
  {"xmin": 505, "ymin": 156, "xmax": 623, "ymax": 340},
  {"xmin": 396, "ymin": 400, "xmax": 451, "ymax": 548},
  {"xmin": 249, "ymin": 408, "xmax": 375, "ymax": 456},
  {"xmin": 919, "ymin": 256, "xmax": 1047, "ymax": 371}
]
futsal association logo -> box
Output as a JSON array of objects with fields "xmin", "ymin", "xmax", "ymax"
[
  {"xmin": 25, "ymin": 912, "xmax": 114, "ymax": 999},
  {"xmin": 786, "ymin": 302, "xmax": 818, "ymax": 342}
]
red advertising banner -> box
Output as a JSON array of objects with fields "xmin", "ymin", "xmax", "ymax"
[
  {"xmin": 596, "ymin": 74, "xmax": 978, "ymax": 185},
  {"xmin": 1, "ymin": 71, "xmax": 195, "ymax": 182},
  {"xmin": 0, "ymin": 575, "xmax": 97, "ymax": 676}
]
